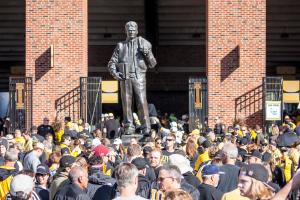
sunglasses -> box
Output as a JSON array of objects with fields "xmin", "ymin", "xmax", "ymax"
[{"xmin": 166, "ymin": 139, "xmax": 174, "ymax": 142}]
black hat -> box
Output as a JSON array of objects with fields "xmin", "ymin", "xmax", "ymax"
[
  {"xmin": 131, "ymin": 157, "xmax": 148, "ymax": 170},
  {"xmin": 246, "ymin": 150, "xmax": 262, "ymax": 160},
  {"xmin": 61, "ymin": 147, "xmax": 70, "ymax": 155},
  {"xmin": 59, "ymin": 155, "xmax": 76, "ymax": 169},
  {"xmin": 143, "ymin": 146, "xmax": 152, "ymax": 155},
  {"xmin": 239, "ymin": 137, "xmax": 248, "ymax": 146},
  {"xmin": 240, "ymin": 164, "xmax": 273, "ymax": 191},
  {"xmin": 202, "ymin": 140, "xmax": 211, "ymax": 148},
  {"xmin": 36, "ymin": 164, "xmax": 50, "ymax": 175},
  {"xmin": 262, "ymin": 152, "xmax": 272, "ymax": 163}
]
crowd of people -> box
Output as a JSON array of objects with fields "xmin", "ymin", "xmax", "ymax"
[{"xmin": 0, "ymin": 110, "xmax": 300, "ymax": 200}]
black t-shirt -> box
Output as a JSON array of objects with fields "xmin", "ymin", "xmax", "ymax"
[
  {"xmin": 183, "ymin": 171, "xmax": 201, "ymax": 189},
  {"xmin": 104, "ymin": 119, "xmax": 120, "ymax": 139},
  {"xmin": 217, "ymin": 164, "xmax": 240, "ymax": 193},
  {"xmin": 198, "ymin": 184, "xmax": 223, "ymax": 200},
  {"xmin": 161, "ymin": 149, "xmax": 184, "ymax": 163}
]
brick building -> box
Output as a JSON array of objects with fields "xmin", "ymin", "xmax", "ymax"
[{"xmin": 0, "ymin": 0, "xmax": 300, "ymax": 128}]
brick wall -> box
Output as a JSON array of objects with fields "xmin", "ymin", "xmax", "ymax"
[
  {"xmin": 26, "ymin": 0, "xmax": 88, "ymax": 125},
  {"xmin": 207, "ymin": 0, "xmax": 266, "ymax": 127}
]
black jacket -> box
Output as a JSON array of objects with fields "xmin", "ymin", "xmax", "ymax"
[
  {"xmin": 181, "ymin": 179, "xmax": 200, "ymax": 200},
  {"xmin": 183, "ymin": 171, "xmax": 201, "ymax": 189},
  {"xmin": 87, "ymin": 168, "xmax": 116, "ymax": 200},
  {"xmin": 54, "ymin": 183, "xmax": 90, "ymax": 200},
  {"xmin": 198, "ymin": 183, "xmax": 223, "ymax": 200},
  {"xmin": 136, "ymin": 174, "xmax": 150, "ymax": 198}
]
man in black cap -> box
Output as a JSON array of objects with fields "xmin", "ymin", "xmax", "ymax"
[
  {"xmin": 49, "ymin": 155, "xmax": 76, "ymax": 200},
  {"xmin": 131, "ymin": 157, "xmax": 151, "ymax": 198},
  {"xmin": 198, "ymin": 164, "xmax": 224, "ymax": 200},
  {"xmin": 238, "ymin": 164, "xmax": 275, "ymax": 199},
  {"xmin": 35, "ymin": 164, "xmax": 50, "ymax": 200}
]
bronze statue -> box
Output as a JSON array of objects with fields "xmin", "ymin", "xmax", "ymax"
[{"xmin": 108, "ymin": 21, "xmax": 157, "ymax": 135}]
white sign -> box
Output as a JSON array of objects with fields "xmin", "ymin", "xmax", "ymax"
[{"xmin": 265, "ymin": 101, "xmax": 282, "ymax": 121}]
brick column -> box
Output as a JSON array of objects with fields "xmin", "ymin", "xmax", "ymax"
[
  {"xmin": 26, "ymin": 0, "xmax": 88, "ymax": 125},
  {"xmin": 207, "ymin": 0, "xmax": 266, "ymax": 127}
]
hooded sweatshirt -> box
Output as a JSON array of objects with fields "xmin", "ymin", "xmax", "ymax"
[
  {"xmin": 0, "ymin": 166, "xmax": 18, "ymax": 200},
  {"xmin": 87, "ymin": 167, "xmax": 116, "ymax": 200}
]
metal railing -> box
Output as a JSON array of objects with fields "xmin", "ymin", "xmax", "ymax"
[{"xmin": 80, "ymin": 77, "xmax": 102, "ymax": 125}]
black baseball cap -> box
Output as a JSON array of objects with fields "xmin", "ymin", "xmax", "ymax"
[
  {"xmin": 202, "ymin": 140, "xmax": 211, "ymax": 148},
  {"xmin": 240, "ymin": 164, "xmax": 274, "ymax": 191},
  {"xmin": 61, "ymin": 147, "xmax": 71, "ymax": 155},
  {"xmin": 131, "ymin": 157, "xmax": 148, "ymax": 170},
  {"xmin": 239, "ymin": 137, "xmax": 248, "ymax": 145},
  {"xmin": 59, "ymin": 155, "xmax": 76, "ymax": 169},
  {"xmin": 36, "ymin": 164, "xmax": 50, "ymax": 175},
  {"xmin": 246, "ymin": 150, "xmax": 262, "ymax": 160}
]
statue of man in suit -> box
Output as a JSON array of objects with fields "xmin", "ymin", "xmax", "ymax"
[{"xmin": 108, "ymin": 21, "xmax": 157, "ymax": 135}]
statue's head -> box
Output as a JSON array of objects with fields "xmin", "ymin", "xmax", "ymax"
[{"xmin": 125, "ymin": 21, "xmax": 138, "ymax": 39}]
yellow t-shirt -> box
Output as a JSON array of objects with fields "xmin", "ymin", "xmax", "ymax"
[
  {"xmin": 250, "ymin": 130, "xmax": 257, "ymax": 140},
  {"xmin": 55, "ymin": 130, "xmax": 64, "ymax": 143},
  {"xmin": 284, "ymin": 157, "xmax": 293, "ymax": 182},
  {"xmin": 15, "ymin": 136, "xmax": 25, "ymax": 146}
]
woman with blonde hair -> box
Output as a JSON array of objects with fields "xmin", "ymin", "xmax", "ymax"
[
  {"xmin": 165, "ymin": 189, "xmax": 192, "ymax": 200},
  {"xmin": 238, "ymin": 164, "xmax": 275, "ymax": 200}
]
